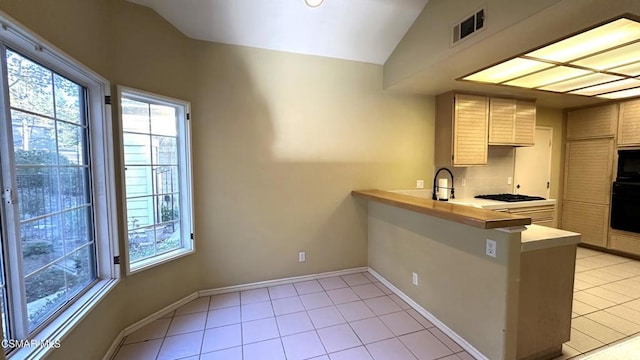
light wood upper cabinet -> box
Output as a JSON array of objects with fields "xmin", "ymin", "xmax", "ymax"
[
  {"xmin": 514, "ymin": 100, "xmax": 536, "ymax": 146},
  {"xmin": 488, "ymin": 98, "xmax": 536, "ymax": 146},
  {"xmin": 566, "ymin": 104, "xmax": 617, "ymax": 139},
  {"xmin": 435, "ymin": 93, "xmax": 489, "ymax": 167},
  {"xmin": 563, "ymin": 138, "xmax": 614, "ymax": 204},
  {"xmin": 618, "ymin": 99, "xmax": 640, "ymax": 146},
  {"xmin": 454, "ymin": 94, "xmax": 489, "ymax": 166},
  {"xmin": 488, "ymin": 98, "xmax": 515, "ymax": 144}
]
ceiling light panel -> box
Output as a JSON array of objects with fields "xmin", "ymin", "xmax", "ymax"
[
  {"xmin": 596, "ymin": 86, "xmax": 640, "ymax": 99},
  {"xmin": 570, "ymin": 78, "xmax": 640, "ymax": 96},
  {"xmin": 504, "ymin": 66, "xmax": 591, "ymax": 88},
  {"xmin": 463, "ymin": 58, "xmax": 553, "ymax": 84},
  {"xmin": 609, "ymin": 61, "xmax": 640, "ymax": 76},
  {"xmin": 526, "ymin": 18, "xmax": 640, "ymax": 63},
  {"xmin": 461, "ymin": 17, "xmax": 640, "ymax": 99},
  {"xmin": 573, "ymin": 41, "xmax": 640, "ymax": 70},
  {"xmin": 538, "ymin": 73, "xmax": 625, "ymax": 92}
]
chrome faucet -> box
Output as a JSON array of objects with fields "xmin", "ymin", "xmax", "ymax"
[{"xmin": 432, "ymin": 167, "xmax": 455, "ymax": 201}]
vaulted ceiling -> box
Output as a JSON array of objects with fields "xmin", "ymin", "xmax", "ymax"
[{"xmin": 127, "ymin": 0, "xmax": 429, "ymax": 65}]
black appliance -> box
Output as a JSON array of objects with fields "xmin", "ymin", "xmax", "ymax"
[
  {"xmin": 474, "ymin": 194, "xmax": 546, "ymax": 202},
  {"xmin": 611, "ymin": 182, "xmax": 640, "ymax": 233},
  {"xmin": 616, "ymin": 149, "xmax": 640, "ymax": 182},
  {"xmin": 611, "ymin": 150, "xmax": 640, "ymax": 233}
]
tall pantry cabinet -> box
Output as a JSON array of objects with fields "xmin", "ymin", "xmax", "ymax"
[
  {"xmin": 562, "ymin": 105, "xmax": 616, "ymax": 248},
  {"xmin": 609, "ymin": 99, "xmax": 640, "ymax": 254}
]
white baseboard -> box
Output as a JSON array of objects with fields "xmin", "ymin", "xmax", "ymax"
[
  {"xmin": 123, "ymin": 292, "xmax": 199, "ymax": 336},
  {"xmin": 103, "ymin": 266, "xmax": 367, "ymax": 359},
  {"xmin": 367, "ymin": 267, "xmax": 488, "ymax": 360},
  {"xmin": 102, "ymin": 292, "xmax": 199, "ymax": 360},
  {"xmin": 198, "ymin": 267, "xmax": 368, "ymax": 297},
  {"xmin": 101, "ymin": 330, "xmax": 123, "ymax": 360}
]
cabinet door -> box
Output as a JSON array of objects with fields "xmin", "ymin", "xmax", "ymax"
[
  {"xmin": 514, "ymin": 100, "xmax": 536, "ymax": 146},
  {"xmin": 561, "ymin": 201, "xmax": 608, "ymax": 247},
  {"xmin": 567, "ymin": 104, "xmax": 617, "ymax": 140},
  {"xmin": 618, "ymin": 99, "xmax": 640, "ymax": 146},
  {"xmin": 509, "ymin": 206, "xmax": 555, "ymax": 224},
  {"xmin": 563, "ymin": 138, "xmax": 614, "ymax": 204},
  {"xmin": 609, "ymin": 231, "xmax": 640, "ymax": 255},
  {"xmin": 454, "ymin": 94, "xmax": 488, "ymax": 166},
  {"xmin": 488, "ymin": 98, "xmax": 515, "ymax": 145}
]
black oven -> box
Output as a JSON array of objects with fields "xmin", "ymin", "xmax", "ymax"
[
  {"xmin": 611, "ymin": 182, "xmax": 640, "ymax": 233},
  {"xmin": 616, "ymin": 149, "xmax": 640, "ymax": 182}
]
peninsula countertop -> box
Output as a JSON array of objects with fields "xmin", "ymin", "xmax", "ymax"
[{"xmin": 351, "ymin": 189, "xmax": 531, "ymax": 229}]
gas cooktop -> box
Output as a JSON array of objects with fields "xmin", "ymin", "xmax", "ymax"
[{"xmin": 474, "ymin": 194, "xmax": 546, "ymax": 202}]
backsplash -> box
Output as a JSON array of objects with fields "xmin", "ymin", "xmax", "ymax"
[{"xmin": 444, "ymin": 147, "xmax": 515, "ymax": 199}]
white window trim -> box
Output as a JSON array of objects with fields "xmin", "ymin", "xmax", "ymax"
[
  {"xmin": 0, "ymin": 10, "xmax": 119, "ymax": 359},
  {"xmin": 117, "ymin": 86, "xmax": 194, "ymax": 275}
]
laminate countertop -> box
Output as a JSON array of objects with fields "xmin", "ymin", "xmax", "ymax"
[{"xmin": 352, "ymin": 189, "xmax": 531, "ymax": 229}]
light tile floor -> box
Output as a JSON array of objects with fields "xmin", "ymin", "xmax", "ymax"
[
  {"xmin": 555, "ymin": 246, "xmax": 640, "ymax": 359},
  {"xmin": 112, "ymin": 272, "xmax": 474, "ymax": 360},
  {"xmin": 113, "ymin": 247, "xmax": 640, "ymax": 360}
]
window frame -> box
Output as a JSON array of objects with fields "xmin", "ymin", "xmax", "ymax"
[
  {"xmin": 0, "ymin": 11, "xmax": 119, "ymax": 359},
  {"xmin": 117, "ymin": 86, "xmax": 194, "ymax": 275}
]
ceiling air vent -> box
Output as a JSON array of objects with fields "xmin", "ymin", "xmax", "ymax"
[{"xmin": 452, "ymin": 8, "xmax": 485, "ymax": 45}]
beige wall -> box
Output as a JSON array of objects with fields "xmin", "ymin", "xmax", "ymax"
[
  {"xmin": 536, "ymin": 107, "xmax": 564, "ymax": 201},
  {"xmin": 0, "ymin": 1, "xmax": 435, "ymax": 358},
  {"xmin": 191, "ymin": 42, "xmax": 434, "ymax": 288}
]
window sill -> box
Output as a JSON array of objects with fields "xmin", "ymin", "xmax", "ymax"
[
  {"xmin": 8, "ymin": 278, "xmax": 119, "ymax": 360},
  {"xmin": 127, "ymin": 246, "xmax": 194, "ymax": 275}
]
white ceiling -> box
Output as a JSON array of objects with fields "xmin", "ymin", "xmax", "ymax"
[{"xmin": 127, "ymin": 0, "xmax": 428, "ymax": 65}]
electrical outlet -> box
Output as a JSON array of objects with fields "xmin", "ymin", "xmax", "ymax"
[
  {"xmin": 416, "ymin": 180, "xmax": 424, "ymax": 189},
  {"xmin": 461, "ymin": 178, "xmax": 466, "ymax": 187},
  {"xmin": 507, "ymin": 177, "xmax": 512, "ymax": 185},
  {"xmin": 486, "ymin": 239, "xmax": 497, "ymax": 258},
  {"xmin": 412, "ymin": 272, "xmax": 418, "ymax": 286},
  {"xmin": 298, "ymin": 251, "xmax": 306, "ymax": 263}
]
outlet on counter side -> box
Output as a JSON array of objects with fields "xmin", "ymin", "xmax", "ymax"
[{"xmin": 486, "ymin": 239, "xmax": 497, "ymax": 257}]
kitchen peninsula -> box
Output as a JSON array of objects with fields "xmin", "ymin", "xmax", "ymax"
[{"xmin": 352, "ymin": 190, "xmax": 580, "ymax": 360}]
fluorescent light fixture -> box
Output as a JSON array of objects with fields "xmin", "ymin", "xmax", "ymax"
[
  {"xmin": 596, "ymin": 86, "xmax": 640, "ymax": 99},
  {"xmin": 570, "ymin": 78, "xmax": 640, "ymax": 96},
  {"xmin": 463, "ymin": 58, "xmax": 552, "ymax": 83},
  {"xmin": 573, "ymin": 42, "xmax": 640, "ymax": 70},
  {"xmin": 460, "ymin": 16, "xmax": 640, "ymax": 99},
  {"xmin": 539, "ymin": 73, "xmax": 624, "ymax": 92},
  {"xmin": 504, "ymin": 66, "xmax": 591, "ymax": 88},
  {"xmin": 526, "ymin": 18, "xmax": 640, "ymax": 62},
  {"xmin": 609, "ymin": 61, "xmax": 640, "ymax": 76},
  {"xmin": 305, "ymin": 0, "xmax": 324, "ymax": 7}
]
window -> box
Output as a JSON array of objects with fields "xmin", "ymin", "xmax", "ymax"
[
  {"xmin": 0, "ymin": 16, "xmax": 117, "ymax": 358},
  {"xmin": 119, "ymin": 87, "xmax": 193, "ymax": 274}
]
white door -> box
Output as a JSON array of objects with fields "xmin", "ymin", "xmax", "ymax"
[{"xmin": 514, "ymin": 127, "xmax": 552, "ymax": 198}]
